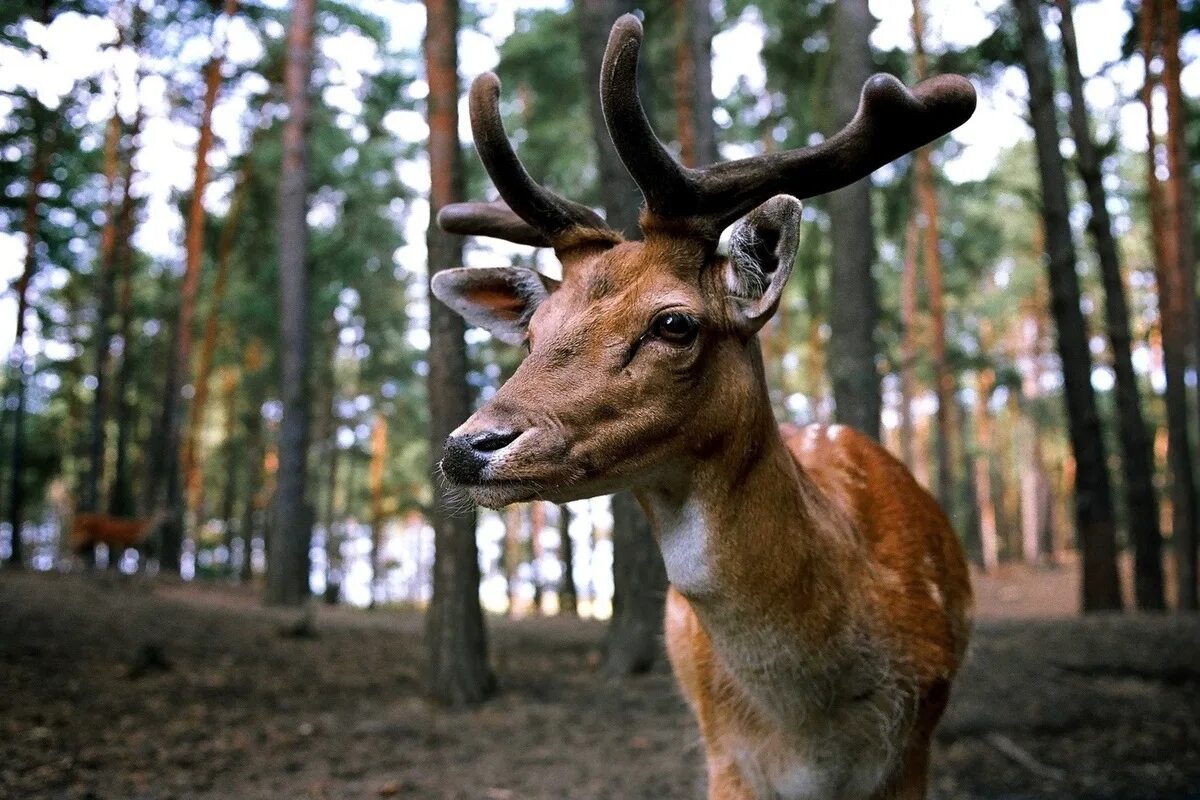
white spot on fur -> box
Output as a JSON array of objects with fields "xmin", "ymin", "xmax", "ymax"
[
  {"xmin": 658, "ymin": 499, "xmax": 714, "ymax": 596},
  {"xmin": 826, "ymin": 424, "xmax": 844, "ymax": 441},
  {"xmin": 927, "ymin": 579, "xmax": 944, "ymax": 607}
]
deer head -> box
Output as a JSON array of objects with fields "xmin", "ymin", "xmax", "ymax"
[{"xmin": 432, "ymin": 14, "xmax": 974, "ymax": 509}]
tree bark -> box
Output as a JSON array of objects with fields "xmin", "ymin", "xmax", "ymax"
[
  {"xmin": 1143, "ymin": 0, "xmax": 1198, "ymax": 610},
  {"xmin": 368, "ymin": 412, "xmax": 387, "ymax": 606},
  {"xmin": 826, "ymin": 0, "xmax": 880, "ymax": 439},
  {"xmin": 504, "ymin": 504, "xmax": 522, "ymax": 615},
  {"xmin": 1058, "ymin": 0, "xmax": 1165, "ymax": 610},
  {"xmin": 1013, "ymin": 0, "xmax": 1122, "ymax": 611},
  {"xmin": 899, "ymin": 212, "xmax": 919, "ymax": 472},
  {"xmin": 183, "ymin": 150, "xmax": 254, "ymax": 518},
  {"xmin": 266, "ymin": 0, "xmax": 314, "ymax": 606},
  {"xmin": 530, "ymin": 503, "xmax": 545, "ymax": 614},
  {"xmin": 423, "ymin": 0, "xmax": 494, "ymax": 706},
  {"xmin": 218, "ymin": 369, "xmax": 239, "ymax": 574},
  {"xmin": 149, "ymin": 0, "xmax": 238, "ymax": 572},
  {"xmin": 321, "ymin": 385, "xmax": 341, "ymax": 602},
  {"xmin": 911, "ymin": 0, "xmax": 955, "ymax": 509},
  {"xmin": 672, "ymin": 0, "xmax": 717, "ymax": 168},
  {"xmin": 84, "ymin": 110, "xmax": 123, "ymax": 520},
  {"xmin": 558, "ymin": 504, "xmax": 577, "ymax": 615},
  {"xmin": 974, "ymin": 359, "xmax": 999, "ymax": 573},
  {"xmin": 5, "ymin": 96, "xmax": 49, "ymax": 568}
]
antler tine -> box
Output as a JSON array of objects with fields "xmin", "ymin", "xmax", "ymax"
[
  {"xmin": 464, "ymin": 72, "xmax": 617, "ymax": 246},
  {"xmin": 437, "ymin": 201, "xmax": 551, "ymax": 248},
  {"xmin": 600, "ymin": 14, "xmax": 977, "ymax": 239}
]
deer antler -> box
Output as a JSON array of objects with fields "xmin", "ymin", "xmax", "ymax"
[
  {"xmin": 600, "ymin": 14, "xmax": 977, "ymax": 240},
  {"xmin": 436, "ymin": 73, "xmax": 620, "ymax": 250}
]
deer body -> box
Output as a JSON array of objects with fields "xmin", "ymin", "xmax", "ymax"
[
  {"xmin": 69, "ymin": 512, "xmax": 159, "ymax": 555},
  {"xmin": 655, "ymin": 416, "xmax": 969, "ymax": 799},
  {"xmin": 428, "ymin": 14, "xmax": 975, "ymax": 798}
]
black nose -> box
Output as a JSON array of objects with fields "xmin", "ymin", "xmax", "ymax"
[{"xmin": 440, "ymin": 430, "xmax": 521, "ymax": 484}]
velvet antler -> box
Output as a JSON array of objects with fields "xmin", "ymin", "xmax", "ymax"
[
  {"xmin": 436, "ymin": 73, "xmax": 620, "ymax": 250},
  {"xmin": 599, "ymin": 14, "xmax": 977, "ymax": 240}
]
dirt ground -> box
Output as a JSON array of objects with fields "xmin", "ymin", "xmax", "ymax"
[{"xmin": 1, "ymin": 569, "xmax": 1198, "ymax": 800}]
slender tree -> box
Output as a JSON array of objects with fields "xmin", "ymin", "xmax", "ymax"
[
  {"xmin": 899, "ymin": 213, "xmax": 920, "ymax": 472},
  {"xmin": 423, "ymin": 0, "xmax": 494, "ymax": 705},
  {"xmin": 577, "ymin": 0, "xmax": 670, "ymax": 676},
  {"xmin": 148, "ymin": 0, "xmax": 238, "ymax": 571},
  {"xmin": 1057, "ymin": 0, "xmax": 1164, "ymax": 609},
  {"xmin": 911, "ymin": 0, "xmax": 954, "ymax": 507},
  {"xmin": 826, "ymin": 0, "xmax": 880, "ymax": 438},
  {"xmin": 1013, "ymin": 0, "xmax": 1122, "ymax": 610},
  {"xmin": 4, "ymin": 100, "xmax": 49, "ymax": 569},
  {"xmin": 1142, "ymin": 0, "xmax": 1198, "ymax": 610},
  {"xmin": 672, "ymin": 0, "xmax": 717, "ymax": 168},
  {"xmin": 368, "ymin": 412, "xmax": 387, "ymax": 606},
  {"xmin": 558, "ymin": 503, "xmax": 577, "ymax": 615},
  {"xmin": 266, "ymin": 0, "xmax": 314, "ymax": 605}
]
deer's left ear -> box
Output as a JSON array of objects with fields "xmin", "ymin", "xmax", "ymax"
[
  {"xmin": 431, "ymin": 266, "xmax": 559, "ymax": 346},
  {"xmin": 725, "ymin": 195, "xmax": 802, "ymax": 334}
]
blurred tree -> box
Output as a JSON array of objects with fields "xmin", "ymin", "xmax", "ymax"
[
  {"xmin": 424, "ymin": 0, "xmax": 495, "ymax": 706},
  {"xmin": 146, "ymin": 0, "xmax": 239, "ymax": 573},
  {"xmin": 1057, "ymin": 0, "xmax": 1164, "ymax": 610},
  {"xmin": 559, "ymin": 504, "xmax": 577, "ymax": 615},
  {"xmin": 1013, "ymin": 0, "xmax": 1122, "ymax": 611},
  {"xmin": 266, "ymin": 0, "xmax": 314, "ymax": 606},
  {"xmin": 911, "ymin": 0, "xmax": 955, "ymax": 509},
  {"xmin": 672, "ymin": 0, "xmax": 717, "ymax": 167},
  {"xmin": 825, "ymin": 0, "xmax": 880, "ymax": 439},
  {"xmin": 1143, "ymin": 0, "xmax": 1197, "ymax": 611}
]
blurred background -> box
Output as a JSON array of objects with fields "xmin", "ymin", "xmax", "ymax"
[{"xmin": 1, "ymin": 0, "xmax": 1199, "ymax": 797}]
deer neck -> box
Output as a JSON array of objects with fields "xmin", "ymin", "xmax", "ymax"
[{"xmin": 635, "ymin": 351, "xmax": 868, "ymax": 662}]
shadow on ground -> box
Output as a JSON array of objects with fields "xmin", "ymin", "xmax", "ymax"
[{"xmin": 1, "ymin": 572, "xmax": 1198, "ymax": 799}]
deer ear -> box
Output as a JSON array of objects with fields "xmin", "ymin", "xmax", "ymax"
[
  {"xmin": 431, "ymin": 267, "xmax": 559, "ymax": 346},
  {"xmin": 725, "ymin": 195, "xmax": 802, "ymax": 333}
]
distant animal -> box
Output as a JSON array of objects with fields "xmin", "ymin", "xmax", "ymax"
[
  {"xmin": 69, "ymin": 511, "xmax": 162, "ymax": 556},
  {"xmin": 431, "ymin": 14, "xmax": 975, "ymax": 800}
]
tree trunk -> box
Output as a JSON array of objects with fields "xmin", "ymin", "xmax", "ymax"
[
  {"xmin": 1143, "ymin": 0, "xmax": 1198, "ymax": 611},
  {"xmin": 184, "ymin": 153, "xmax": 253, "ymax": 518},
  {"xmin": 530, "ymin": 503, "xmax": 545, "ymax": 615},
  {"xmin": 218, "ymin": 369, "xmax": 239, "ymax": 574},
  {"xmin": 578, "ymin": 0, "xmax": 669, "ymax": 675},
  {"xmin": 826, "ymin": 0, "xmax": 880, "ymax": 439},
  {"xmin": 423, "ymin": 0, "xmax": 494, "ymax": 706},
  {"xmin": 558, "ymin": 504, "xmax": 577, "ymax": 615},
  {"xmin": 84, "ymin": 111, "xmax": 124, "ymax": 519},
  {"xmin": 368, "ymin": 412, "xmax": 387, "ymax": 606},
  {"xmin": 974, "ymin": 360, "xmax": 999, "ymax": 572},
  {"xmin": 911, "ymin": 0, "xmax": 955, "ymax": 509},
  {"xmin": 149, "ymin": 0, "xmax": 238, "ymax": 573},
  {"xmin": 1058, "ymin": 0, "xmax": 1165, "ymax": 610},
  {"xmin": 1013, "ymin": 0, "xmax": 1122, "ymax": 611},
  {"xmin": 109, "ymin": 99, "xmax": 145, "ymax": 518},
  {"xmin": 899, "ymin": 212, "xmax": 919, "ymax": 472},
  {"xmin": 266, "ymin": 0, "xmax": 314, "ymax": 606},
  {"xmin": 672, "ymin": 0, "xmax": 717, "ymax": 168},
  {"xmin": 1019, "ymin": 305, "xmax": 1052, "ymax": 565},
  {"xmin": 238, "ymin": 365, "xmax": 264, "ymax": 583},
  {"xmin": 504, "ymin": 504, "xmax": 522, "ymax": 616},
  {"xmin": 5, "ymin": 98, "xmax": 49, "ymax": 569},
  {"xmin": 321, "ymin": 385, "xmax": 341, "ymax": 603}
]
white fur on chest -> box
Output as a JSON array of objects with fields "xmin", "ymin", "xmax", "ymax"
[{"xmin": 656, "ymin": 498, "xmax": 715, "ymax": 596}]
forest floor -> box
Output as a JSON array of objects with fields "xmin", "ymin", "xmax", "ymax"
[{"xmin": 2, "ymin": 568, "xmax": 1199, "ymax": 800}]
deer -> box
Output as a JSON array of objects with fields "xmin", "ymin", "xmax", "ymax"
[
  {"xmin": 430, "ymin": 14, "xmax": 975, "ymax": 800},
  {"xmin": 69, "ymin": 510, "xmax": 163, "ymax": 561}
]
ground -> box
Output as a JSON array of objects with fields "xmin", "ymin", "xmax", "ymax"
[{"xmin": 1, "ymin": 569, "xmax": 1198, "ymax": 800}]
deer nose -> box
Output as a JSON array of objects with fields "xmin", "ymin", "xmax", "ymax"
[{"xmin": 440, "ymin": 429, "xmax": 522, "ymax": 484}]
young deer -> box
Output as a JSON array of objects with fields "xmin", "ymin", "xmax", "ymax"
[
  {"xmin": 69, "ymin": 511, "xmax": 163, "ymax": 558},
  {"xmin": 432, "ymin": 15, "xmax": 974, "ymax": 799}
]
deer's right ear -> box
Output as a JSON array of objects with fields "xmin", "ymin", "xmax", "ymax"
[{"xmin": 431, "ymin": 267, "xmax": 558, "ymax": 346}]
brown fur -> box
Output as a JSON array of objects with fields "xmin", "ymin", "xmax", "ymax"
[{"xmin": 69, "ymin": 513, "xmax": 159, "ymax": 554}]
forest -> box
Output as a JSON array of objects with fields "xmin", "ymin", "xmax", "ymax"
[{"xmin": 1, "ymin": 0, "xmax": 1199, "ymax": 798}]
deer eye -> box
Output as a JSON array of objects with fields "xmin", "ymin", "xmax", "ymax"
[{"xmin": 650, "ymin": 312, "xmax": 699, "ymax": 345}]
